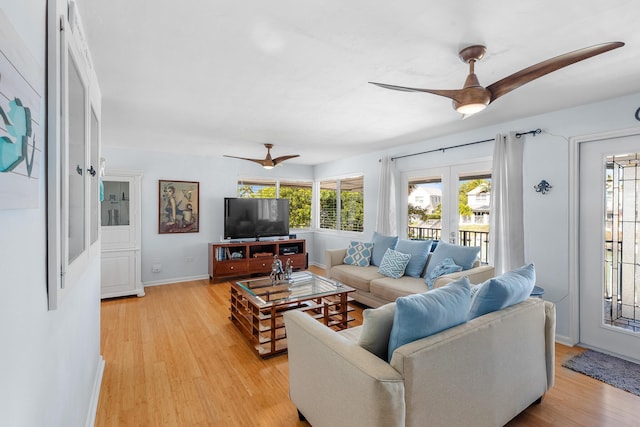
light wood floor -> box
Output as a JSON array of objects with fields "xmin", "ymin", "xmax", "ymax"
[{"xmin": 96, "ymin": 267, "xmax": 640, "ymax": 426}]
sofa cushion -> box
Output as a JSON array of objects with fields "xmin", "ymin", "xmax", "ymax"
[
  {"xmin": 387, "ymin": 277, "xmax": 471, "ymax": 361},
  {"xmin": 395, "ymin": 239, "xmax": 432, "ymax": 278},
  {"xmin": 425, "ymin": 241, "xmax": 480, "ymax": 277},
  {"xmin": 343, "ymin": 241, "xmax": 374, "ymax": 267},
  {"xmin": 370, "ymin": 275, "xmax": 429, "ymax": 301},
  {"xmin": 378, "ymin": 248, "xmax": 411, "ymax": 279},
  {"xmin": 329, "ymin": 264, "xmax": 383, "ymax": 293},
  {"xmin": 424, "ymin": 257, "xmax": 463, "ymax": 290},
  {"xmin": 370, "ymin": 232, "xmax": 399, "ymax": 267},
  {"xmin": 468, "ymin": 263, "xmax": 536, "ymax": 319},
  {"xmin": 357, "ymin": 302, "xmax": 396, "ymax": 360}
]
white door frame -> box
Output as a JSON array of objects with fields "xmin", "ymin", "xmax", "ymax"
[{"xmin": 568, "ymin": 126, "xmax": 640, "ymax": 346}]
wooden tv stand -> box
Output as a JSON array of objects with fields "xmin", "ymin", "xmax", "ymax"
[{"xmin": 208, "ymin": 239, "xmax": 307, "ymax": 281}]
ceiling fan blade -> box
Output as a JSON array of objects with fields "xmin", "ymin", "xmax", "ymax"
[
  {"xmin": 272, "ymin": 154, "xmax": 300, "ymax": 166},
  {"xmin": 486, "ymin": 41, "xmax": 624, "ymax": 102},
  {"xmin": 223, "ymin": 155, "xmax": 267, "ymax": 166},
  {"xmin": 369, "ymin": 82, "xmax": 464, "ymax": 101}
]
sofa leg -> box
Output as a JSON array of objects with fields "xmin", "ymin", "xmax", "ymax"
[
  {"xmin": 297, "ymin": 409, "xmax": 306, "ymax": 421},
  {"xmin": 534, "ymin": 395, "xmax": 544, "ymax": 405}
]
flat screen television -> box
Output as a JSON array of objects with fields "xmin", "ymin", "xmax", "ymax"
[{"xmin": 224, "ymin": 197, "xmax": 290, "ymax": 240}]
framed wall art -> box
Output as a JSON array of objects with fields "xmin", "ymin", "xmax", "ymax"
[{"xmin": 159, "ymin": 180, "xmax": 199, "ymax": 234}]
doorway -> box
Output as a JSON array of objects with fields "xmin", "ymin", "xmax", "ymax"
[{"xmin": 579, "ymin": 133, "xmax": 640, "ymax": 363}]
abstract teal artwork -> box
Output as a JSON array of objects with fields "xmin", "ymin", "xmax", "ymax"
[
  {"xmin": 0, "ymin": 9, "xmax": 43, "ymax": 209},
  {"xmin": 0, "ymin": 98, "xmax": 35, "ymax": 176}
]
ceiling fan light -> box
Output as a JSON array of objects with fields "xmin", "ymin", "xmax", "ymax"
[
  {"xmin": 455, "ymin": 102, "xmax": 487, "ymax": 115},
  {"xmin": 263, "ymin": 165, "xmax": 274, "ymax": 170}
]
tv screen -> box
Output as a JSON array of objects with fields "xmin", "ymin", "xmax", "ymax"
[{"xmin": 224, "ymin": 198, "xmax": 290, "ymax": 240}]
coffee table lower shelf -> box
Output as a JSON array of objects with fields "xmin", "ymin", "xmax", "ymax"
[{"xmin": 229, "ymin": 285, "xmax": 354, "ymax": 358}]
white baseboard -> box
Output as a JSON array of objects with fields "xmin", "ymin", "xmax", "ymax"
[
  {"xmin": 143, "ymin": 274, "xmax": 210, "ymax": 287},
  {"xmin": 86, "ymin": 355, "xmax": 105, "ymax": 427},
  {"xmin": 555, "ymin": 334, "xmax": 576, "ymax": 347}
]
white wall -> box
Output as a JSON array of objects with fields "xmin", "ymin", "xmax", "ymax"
[
  {"xmin": 0, "ymin": 2, "xmax": 102, "ymax": 426},
  {"xmin": 101, "ymin": 146, "xmax": 315, "ymax": 285}
]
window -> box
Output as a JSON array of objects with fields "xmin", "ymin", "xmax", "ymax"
[
  {"xmin": 319, "ymin": 176, "xmax": 364, "ymax": 232},
  {"xmin": 236, "ymin": 178, "xmax": 312, "ymax": 229}
]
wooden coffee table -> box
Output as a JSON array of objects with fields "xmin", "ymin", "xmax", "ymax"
[{"xmin": 229, "ymin": 271, "xmax": 355, "ymax": 358}]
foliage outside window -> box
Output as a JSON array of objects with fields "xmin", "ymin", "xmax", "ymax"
[
  {"xmin": 320, "ymin": 176, "xmax": 364, "ymax": 232},
  {"xmin": 237, "ymin": 178, "xmax": 312, "ymax": 229}
]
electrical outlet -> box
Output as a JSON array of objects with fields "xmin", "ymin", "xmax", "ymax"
[
  {"xmin": 185, "ymin": 256, "xmax": 194, "ymax": 263},
  {"xmin": 152, "ymin": 263, "xmax": 162, "ymax": 273}
]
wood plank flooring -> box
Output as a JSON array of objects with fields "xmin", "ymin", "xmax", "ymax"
[{"xmin": 96, "ymin": 267, "xmax": 640, "ymax": 426}]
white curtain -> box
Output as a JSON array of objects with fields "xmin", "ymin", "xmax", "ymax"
[
  {"xmin": 488, "ymin": 132, "xmax": 525, "ymax": 274},
  {"xmin": 376, "ymin": 155, "xmax": 397, "ymax": 235}
]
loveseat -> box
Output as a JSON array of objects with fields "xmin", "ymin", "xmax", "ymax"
[
  {"xmin": 327, "ymin": 237, "xmax": 495, "ymax": 307},
  {"xmin": 285, "ymin": 295, "xmax": 556, "ymax": 427}
]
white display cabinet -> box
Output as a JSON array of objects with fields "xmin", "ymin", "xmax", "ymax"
[{"xmin": 100, "ymin": 170, "xmax": 144, "ymax": 298}]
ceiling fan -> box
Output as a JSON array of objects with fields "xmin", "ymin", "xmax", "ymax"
[
  {"xmin": 369, "ymin": 41, "xmax": 624, "ymax": 116},
  {"xmin": 224, "ymin": 143, "xmax": 300, "ymax": 169}
]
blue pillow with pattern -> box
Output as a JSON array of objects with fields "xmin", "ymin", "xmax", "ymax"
[
  {"xmin": 343, "ymin": 241, "xmax": 374, "ymax": 267},
  {"xmin": 378, "ymin": 248, "xmax": 412, "ymax": 279},
  {"xmin": 425, "ymin": 257, "xmax": 463, "ymax": 289}
]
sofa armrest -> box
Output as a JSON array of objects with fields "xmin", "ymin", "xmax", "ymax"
[
  {"xmin": 325, "ymin": 248, "xmax": 347, "ymax": 269},
  {"xmin": 544, "ymin": 301, "xmax": 556, "ymax": 388},
  {"xmin": 432, "ymin": 264, "xmax": 495, "ymax": 288},
  {"xmin": 284, "ymin": 311, "xmax": 405, "ymax": 427}
]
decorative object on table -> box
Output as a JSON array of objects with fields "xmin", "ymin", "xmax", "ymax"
[
  {"xmin": 0, "ymin": 10, "xmax": 43, "ymax": 209},
  {"xmin": 158, "ymin": 180, "xmax": 199, "ymax": 234},
  {"xmin": 270, "ymin": 254, "xmax": 284, "ymax": 284},
  {"xmin": 563, "ymin": 349, "xmax": 640, "ymax": 396},
  {"xmin": 369, "ymin": 42, "xmax": 624, "ymax": 117},
  {"xmin": 224, "ymin": 143, "xmax": 299, "ymax": 169},
  {"xmin": 534, "ymin": 179, "xmax": 552, "ymax": 194},
  {"xmin": 285, "ymin": 258, "xmax": 293, "ymax": 280}
]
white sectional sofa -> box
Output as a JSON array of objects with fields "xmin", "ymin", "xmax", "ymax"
[
  {"xmin": 284, "ymin": 297, "xmax": 556, "ymax": 427},
  {"xmin": 327, "ymin": 246, "xmax": 495, "ymax": 307}
]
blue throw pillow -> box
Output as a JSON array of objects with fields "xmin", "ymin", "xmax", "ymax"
[
  {"xmin": 468, "ymin": 263, "xmax": 536, "ymax": 319},
  {"xmin": 395, "ymin": 239, "xmax": 432, "ymax": 278},
  {"xmin": 387, "ymin": 277, "xmax": 471, "ymax": 361},
  {"xmin": 370, "ymin": 232, "xmax": 399, "ymax": 267},
  {"xmin": 343, "ymin": 241, "xmax": 374, "ymax": 267},
  {"xmin": 424, "ymin": 257, "xmax": 463, "ymax": 289},
  {"xmin": 378, "ymin": 248, "xmax": 412, "ymax": 279},
  {"xmin": 425, "ymin": 241, "xmax": 480, "ymax": 278}
]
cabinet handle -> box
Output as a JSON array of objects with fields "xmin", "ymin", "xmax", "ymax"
[{"xmin": 230, "ymin": 266, "xmax": 234, "ymax": 270}]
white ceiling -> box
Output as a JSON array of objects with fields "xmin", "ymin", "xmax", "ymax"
[{"xmin": 77, "ymin": 0, "xmax": 640, "ymax": 166}]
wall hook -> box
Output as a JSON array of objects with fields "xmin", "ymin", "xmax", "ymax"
[{"xmin": 534, "ymin": 180, "xmax": 552, "ymax": 194}]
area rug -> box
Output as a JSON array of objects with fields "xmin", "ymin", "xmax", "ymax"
[{"xmin": 562, "ymin": 349, "xmax": 640, "ymax": 396}]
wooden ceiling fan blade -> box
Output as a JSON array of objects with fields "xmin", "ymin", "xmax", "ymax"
[
  {"xmin": 486, "ymin": 41, "xmax": 624, "ymax": 102},
  {"xmin": 369, "ymin": 81, "xmax": 464, "ymax": 101},
  {"xmin": 223, "ymin": 155, "xmax": 267, "ymax": 166},
  {"xmin": 272, "ymin": 154, "xmax": 300, "ymax": 166}
]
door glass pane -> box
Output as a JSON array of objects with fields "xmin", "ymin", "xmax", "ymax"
[
  {"xmin": 458, "ymin": 174, "xmax": 491, "ymax": 264},
  {"xmin": 605, "ymin": 153, "xmax": 640, "ymax": 332},
  {"xmin": 68, "ymin": 55, "xmax": 86, "ymax": 263},
  {"xmin": 101, "ymin": 181, "xmax": 130, "ymax": 226},
  {"xmin": 407, "ymin": 178, "xmax": 442, "ymax": 240},
  {"xmin": 90, "ymin": 108, "xmax": 99, "ymax": 243}
]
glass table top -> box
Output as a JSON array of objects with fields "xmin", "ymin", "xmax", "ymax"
[{"xmin": 234, "ymin": 271, "xmax": 351, "ymax": 306}]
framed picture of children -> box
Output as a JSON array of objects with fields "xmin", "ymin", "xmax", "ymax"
[{"xmin": 159, "ymin": 180, "xmax": 199, "ymax": 234}]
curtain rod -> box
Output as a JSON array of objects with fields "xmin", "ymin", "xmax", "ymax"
[{"xmin": 388, "ymin": 128, "xmax": 541, "ymax": 161}]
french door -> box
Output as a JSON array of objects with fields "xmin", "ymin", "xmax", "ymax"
[
  {"xmin": 401, "ymin": 160, "xmax": 491, "ymax": 259},
  {"xmin": 579, "ymin": 133, "xmax": 640, "ymax": 362}
]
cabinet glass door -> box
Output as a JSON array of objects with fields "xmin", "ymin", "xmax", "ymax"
[{"xmin": 101, "ymin": 180, "xmax": 130, "ymax": 226}]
